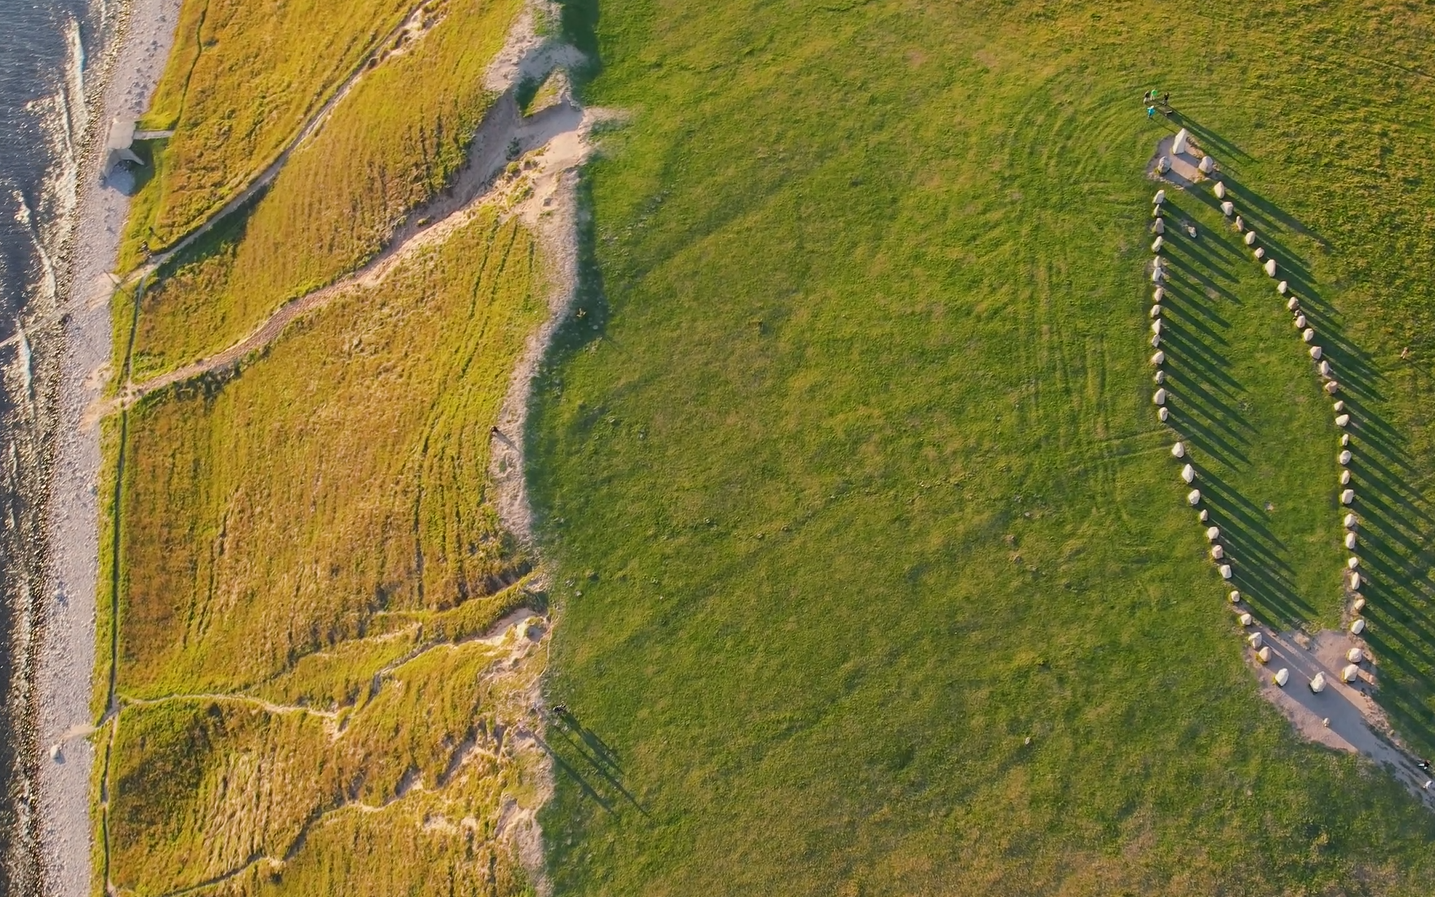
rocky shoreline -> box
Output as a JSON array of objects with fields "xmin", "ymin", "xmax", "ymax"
[{"xmin": 35, "ymin": 0, "xmax": 178, "ymax": 893}]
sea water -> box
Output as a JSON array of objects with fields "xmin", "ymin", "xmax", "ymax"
[{"xmin": 0, "ymin": 0, "xmax": 102, "ymax": 890}]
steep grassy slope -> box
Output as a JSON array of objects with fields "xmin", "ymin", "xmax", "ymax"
[
  {"xmin": 126, "ymin": 0, "xmax": 415, "ymax": 251},
  {"xmin": 103, "ymin": 205, "xmax": 550, "ymax": 895},
  {"xmin": 124, "ymin": 0, "xmax": 523, "ymax": 378},
  {"xmin": 530, "ymin": 0, "xmax": 1435, "ymax": 893}
]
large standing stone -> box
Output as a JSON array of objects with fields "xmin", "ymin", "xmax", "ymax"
[
  {"xmin": 1339, "ymin": 450, "xmax": 1352, "ymax": 465},
  {"xmin": 1153, "ymin": 388, "xmax": 1167, "ymax": 405},
  {"xmin": 1199, "ymin": 155, "xmax": 1214, "ymax": 174},
  {"xmin": 1153, "ymin": 189, "xmax": 1167, "ymax": 205},
  {"xmin": 1153, "ymin": 217, "xmax": 1166, "ymax": 235},
  {"xmin": 1150, "ymin": 304, "xmax": 1162, "ymax": 319},
  {"xmin": 1172, "ymin": 441, "xmax": 1185, "ymax": 458},
  {"xmin": 1309, "ymin": 345, "xmax": 1322, "ymax": 359},
  {"xmin": 1277, "ymin": 280, "xmax": 1289, "ymax": 294},
  {"xmin": 1341, "ymin": 488, "xmax": 1355, "ymax": 504},
  {"xmin": 1151, "ymin": 350, "xmax": 1165, "ymax": 365},
  {"xmin": 1303, "ymin": 328, "xmax": 1316, "ymax": 343},
  {"xmin": 1350, "ymin": 618, "xmax": 1365, "ymax": 635},
  {"xmin": 1264, "ymin": 259, "xmax": 1278, "ymax": 277},
  {"xmin": 1187, "ymin": 488, "xmax": 1201, "ymax": 506},
  {"xmin": 1157, "ymin": 155, "xmax": 1171, "ymax": 174},
  {"xmin": 1336, "ymin": 412, "xmax": 1350, "ymax": 427},
  {"xmin": 1244, "ymin": 231, "xmax": 1257, "ymax": 246},
  {"xmin": 1294, "ymin": 314, "xmax": 1307, "ymax": 329},
  {"xmin": 1181, "ymin": 463, "xmax": 1195, "ymax": 483},
  {"xmin": 1214, "ymin": 181, "xmax": 1227, "ymax": 199},
  {"xmin": 1221, "ymin": 200, "xmax": 1235, "ymax": 217},
  {"xmin": 1172, "ymin": 128, "xmax": 1190, "ymax": 155},
  {"xmin": 1152, "ymin": 236, "xmax": 1165, "ymax": 253}
]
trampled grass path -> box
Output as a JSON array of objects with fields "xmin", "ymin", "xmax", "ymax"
[{"xmin": 118, "ymin": 96, "xmax": 587, "ymax": 408}]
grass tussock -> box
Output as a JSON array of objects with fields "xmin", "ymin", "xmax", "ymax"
[{"xmin": 126, "ymin": 0, "xmax": 523, "ymax": 373}]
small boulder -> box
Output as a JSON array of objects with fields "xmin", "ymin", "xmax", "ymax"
[
  {"xmin": 1188, "ymin": 488, "xmax": 1201, "ymax": 506},
  {"xmin": 1248, "ymin": 631, "xmax": 1263, "ymax": 649},
  {"xmin": 1347, "ymin": 556, "xmax": 1360, "ymax": 570},
  {"xmin": 1153, "ymin": 388, "xmax": 1167, "ymax": 405},
  {"xmin": 1338, "ymin": 449, "xmax": 1352, "ymax": 465},
  {"xmin": 1152, "ymin": 236, "xmax": 1165, "ymax": 253},
  {"xmin": 1154, "ymin": 188, "xmax": 1167, "ymax": 205},
  {"xmin": 1350, "ymin": 618, "xmax": 1366, "ymax": 635},
  {"xmin": 1274, "ymin": 667, "xmax": 1290, "ymax": 687},
  {"xmin": 1220, "ymin": 564, "xmax": 1233, "ymax": 580},
  {"xmin": 1303, "ymin": 328, "xmax": 1316, "ymax": 343},
  {"xmin": 1277, "ymin": 280, "xmax": 1289, "ymax": 294},
  {"xmin": 1341, "ymin": 488, "xmax": 1355, "ymax": 505},
  {"xmin": 1335, "ymin": 413, "xmax": 1350, "ymax": 427},
  {"xmin": 1181, "ymin": 463, "xmax": 1195, "ymax": 484},
  {"xmin": 1214, "ymin": 181, "xmax": 1227, "ymax": 199},
  {"xmin": 1239, "ymin": 612, "xmax": 1253, "ymax": 626},
  {"xmin": 1257, "ymin": 646, "xmax": 1272, "ymax": 663},
  {"xmin": 1344, "ymin": 513, "xmax": 1358, "ymax": 529},
  {"xmin": 1199, "ymin": 155, "xmax": 1214, "ymax": 173},
  {"xmin": 1171, "ymin": 441, "xmax": 1185, "ymax": 458},
  {"xmin": 1347, "ymin": 647, "xmax": 1364, "ymax": 664},
  {"xmin": 1294, "ymin": 314, "xmax": 1307, "ymax": 329},
  {"xmin": 1352, "ymin": 597, "xmax": 1366, "ymax": 613},
  {"xmin": 1341, "ymin": 663, "xmax": 1361, "ymax": 683},
  {"xmin": 1151, "ymin": 350, "xmax": 1166, "ymax": 365},
  {"xmin": 1211, "ymin": 544, "xmax": 1225, "ymax": 560},
  {"xmin": 1206, "ymin": 526, "xmax": 1220, "ymax": 541},
  {"xmin": 1244, "ymin": 231, "xmax": 1257, "ymax": 246},
  {"xmin": 1264, "ymin": 259, "xmax": 1277, "ymax": 277},
  {"xmin": 1228, "ymin": 590, "xmax": 1241, "ymax": 604},
  {"xmin": 1221, "ymin": 200, "xmax": 1235, "ymax": 217},
  {"xmin": 1308, "ymin": 344, "xmax": 1321, "ymax": 358},
  {"xmin": 1310, "ymin": 671, "xmax": 1328, "ymax": 693},
  {"xmin": 1345, "ymin": 532, "xmax": 1357, "ymax": 550},
  {"xmin": 1150, "ymin": 304, "xmax": 1162, "ymax": 319},
  {"xmin": 1158, "ymin": 407, "xmax": 1170, "ymax": 422},
  {"xmin": 1153, "ymin": 218, "xmax": 1166, "ymax": 235}
]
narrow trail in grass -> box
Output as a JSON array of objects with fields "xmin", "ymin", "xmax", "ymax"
[
  {"xmin": 118, "ymin": 96, "xmax": 595, "ymax": 407},
  {"xmin": 127, "ymin": 0, "xmax": 439, "ymax": 279}
]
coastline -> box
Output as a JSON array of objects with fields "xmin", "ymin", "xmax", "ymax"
[{"xmin": 36, "ymin": 0, "xmax": 179, "ymax": 893}]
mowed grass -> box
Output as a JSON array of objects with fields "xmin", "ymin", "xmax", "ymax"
[
  {"xmin": 127, "ymin": 0, "xmax": 523, "ymax": 379},
  {"xmin": 115, "ymin": 206, "xmax": 543, "ymax": 699},
  {"xmin": 529, "ymin": 0, "xmax": 1435, "ymax": 893},
  {"xmin": 125, "ymin": 0, "xmax": 414, "ymax": 254}
]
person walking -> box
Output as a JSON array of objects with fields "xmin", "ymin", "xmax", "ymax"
[{"xmin": 1147, "ymin": 105, "xmax": 1156, "ymax": 120}]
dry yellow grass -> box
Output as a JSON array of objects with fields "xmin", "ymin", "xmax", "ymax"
[
  {"xmin": 128, "ymin": 0, "xmax": 524, "ymax": 378},
  {"xmin": 117, "ymin": 207, "xmax": 543, "ymax": 698},
  {"xmin": 128, "ymin": 0, "xmax": 414, "ymax": 249}
]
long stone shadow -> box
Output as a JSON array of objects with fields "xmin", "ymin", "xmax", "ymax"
[{"xmin": 1160, "ymin": 117, "xmax": 1435, "ymax": 758}]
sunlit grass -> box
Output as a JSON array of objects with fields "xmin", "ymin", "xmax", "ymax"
[{"xmin": 529, "ymin": 0, "xmax": 1435, "ymax": 894}]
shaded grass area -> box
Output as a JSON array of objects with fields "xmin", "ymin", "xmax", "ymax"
[
  {"xmin": 102, "ymin": 205, "xmax": 550, "ymax": 895},
  {"xmin": 529, "ymin": 0, "xmax": 1435, "ymax": 893},
  {"xmin": 116, "ymin": 208, "xmax": 543, "ymax": 697},
  {"xmin": 126, "ymin": 0, "xmax": 414, "ymax": 255},
  {"xmin": 129, "ymin": 0, "xmax": 524, "ymax": 379}
]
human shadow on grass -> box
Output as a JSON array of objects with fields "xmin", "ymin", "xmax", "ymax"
[
  {"xmin": 1159, "ymin": 130, "xmax": 1435, "ymax": 756},
  {"xmin": 543, "ymin": 708, "xmax": 650, "ymax": 818}
]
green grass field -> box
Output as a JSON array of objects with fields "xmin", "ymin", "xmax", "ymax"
[{"xmin": 528, "ymin": 1, "xmax": 1435, "ymax": 893}]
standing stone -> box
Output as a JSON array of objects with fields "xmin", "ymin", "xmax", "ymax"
[
  {"xmin": 1153, "ymin": 287, "xmax": 1165, "ymax": 302},
  {"xmin": 1345, "ymin": 513, "xmax": 1358, "ymax": 529},
  {"xmin": 1345, "ymin": 532, "xmax": 1358, "ymax": 550},
  {"xmin": 1335, "ymin": 412, "xmax": 1350, "ymax": 427},
  {"xmin": 1319, "ymin": 360, "xmax": 1331, "ymax": 377},
  {"xmin": 1254, "ymin": 248, "xmax": 1266, "ymax": 260},
  {"xmin": 1294, "ymin": 314, "xmax": 1307, "ymax": 329},
  {"xmin": 1152, "ymin": 236, "xmax": 1165, "ymax": 253},
  {"xmin": 1172, "ymin": 128, "xmax": 1190, "ymax": 155},
  {"xmin": 1188, "ymin": 488, "xmax": 1201, "ymax": 506},
  {"xmin": 1341, "ymin": 470, "xmax": 1351, "ymax": 485},
  {"xmin": 1220, "ymin": 564, "xmax": 1233, "ymax": 580},
  {"xmin": 1264, "ymin": 259, "xmax": 1277, "ymax": 277},
  {"xmin": 1350, "ymin": 618, "xmax": 1365, "ymax": 635},
  {"xmin": 1153, "ymin": 217, "xmax": 1166, "ymax": 235},
  {"xmin": 1151, "ymin": 350, "xmax": 1165, "ymax": 365},
  {"xmin": 1221, "ymin": 200, "xmax": 1235, "ymax": 217},
  {"xmin": 1206, "ymin": 526, "xmax": 1220, "ymax": 541},
  {"xmin": 1277, "ymin": 280, "xmax": 1289, "ymax": 294},
  {"xmin": 1172, "ymin": 441, "xmax": 1185, "ymax": 458},
  {"xmin": 1181, "ymin": 463, "xmax": 1196, "ymax": 484},
  {"xmin": 1341, "ymin": 488, "xmax": 1355, "ymax": 504},
  {"xmin": 1234, "ymin": 215, "xmax": 1244, "ymax": 231},
  {"xmin": 1303, "ymin": 328, "xmax": 1316, "ymax": 343},
  {"xmin": 1214, "ymin": 181, "xmax": 1227, "ymax": 199},
  {"xmin": 1150, "ymin": 304, "xmax": 1162, "ymax": 319},
  {"xmin": 1151, "ymin": 319, "xmax": 1163, "ymax": 335},
  {"xmin": 1154, "ymin": 189, "xmax": 1167, "ymax": 205},
  {"xmin": 1153, "ymin": 388, "xmax": 1167, "ymax": 405},
  {"xmin": 1199, "ymin": 155, "xmax": 1214, "ymax": 174},
  {"xmin": 1244, "ymin": 231, "xmax": 1257, "ymax": 246},
  {"xmin": 1211, "ymin": 545, "xmax": 1225, "ymax": 559},
  {"xmin": 1229, "ymin": 590, "xmax": 1241, "ymax": 603},
  {"xmin": 1158, "ymin": 407, "xmax": 1169, "ymax": 422},
  {"xmin": 1289, "ymin": 298, "xmax": 1302, "ymax": 312},
  {"xmin": 1339, "ymin": 450, "xmax": 1352, "ymax": 465},
  {"xmin": 1154, "ymin": 370, "xmax": 1166, "ymax": 384},
  {"xmin": 1309, "ymin": 345, "xmax": 1322, "ymax": 359},
  {"xmin": 1325, "ymin": 380, "xmax": 1339, "ymax": 395},
  {"xmin": 1157, "ymin": 155, "xmax": 1171, "ymax": 174}
]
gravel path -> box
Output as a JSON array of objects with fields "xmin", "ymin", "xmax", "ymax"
[{"xmin": 37, "ymin": 2, "xmax": 180, "ymax": 893}]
